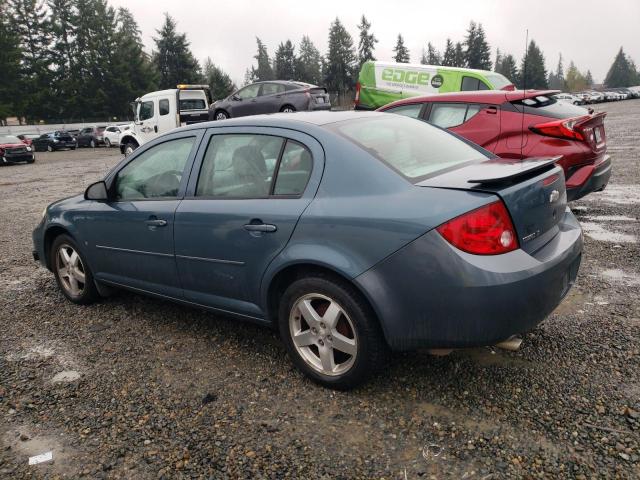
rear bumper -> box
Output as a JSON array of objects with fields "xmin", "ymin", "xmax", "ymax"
[
  {"xmin": 356, "ymin": 209, "xmax": 583, "ymax": 351},
  {"xmin": 566, "ymin": 155, "xmax": 612, "ymax": 201},
  {"xmin": 309, "ymin": 103, "xmax": 331, "ymax": 111}
]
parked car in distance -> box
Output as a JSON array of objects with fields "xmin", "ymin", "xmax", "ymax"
[
  {"xmin": 103, "ymin": 124, "xmax": 130, "ymax": 147},
  {"xmin": 355, "ymin": 61, "xmax": 515, "ymax": 110},
  {"xmin": 209, "ymin": 81, "xmax": 331, "ymax": 121},
  {"xmin": 32, "ymin": 131, "xmax": 77, "ymax": 152},
  {"xmin": 0, "ymin": 134, "xmax": 35, "ymax": 165},
  {"xmin": 33, "ymin": 112, "xmax": 582, "ymax": 389},
  {"xmin": 553, "ymin": 93, "xmax": 584, "ymax": 105},
  {"xmin": 16, "ymin": 133, "xmax": 39, "ymax": 146},
  {"xmin": 378, "ymin": 90, "xmax": 611, "ymax": 201},
  {"xmin": 76, "ymin": 126, "xmax": 107, "ymax": 148}
]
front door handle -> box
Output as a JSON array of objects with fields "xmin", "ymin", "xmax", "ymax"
[
  {"xmin": 145, "ymin": 219, "xmax": 167, "ymax": 227},
  {"xmin": 243, "ymin": 223, "xmax": 277, "ymax": 233}
]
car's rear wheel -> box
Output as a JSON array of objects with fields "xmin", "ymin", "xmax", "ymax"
[
  {"xmin": 47, "ymin": 145, "xmax": 54, "ymax": 152},
  {"xmin": 281, "ymin": 105, "xmax": 296, "ymax": 113},
  {"xmin": 104, "ymin": 138, "xmax": 111, "ymax": 148},
  {"xmin": 51, "ymin": 235, "xmax": 98, "ymax": 305},
  {"xmin": 215, "ymin": 110, "xmax": 229, "ymax": 120},
  {"xmin": 278, "ymin": 275, "xmax": 387, "ymax": 390}
]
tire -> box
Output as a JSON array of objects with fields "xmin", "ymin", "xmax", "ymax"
[
  {"xmin": 123, "ymin": 141, "xmax": 138, "ymax": 157},
  {"xmin": 90, "ymin": 139, "xmax": 96, "ymax": 148},
  {"xmin": 280, "ymin": 105, "xmax": 296, "ymax": 113},
  {"xmin": 215, "ymin": 110, "xmax": 229, "ymax": 120},
  {"xmin": 104, "ymin": 138, "xmax": 111, "ymax": 148},
  {"xmin": 47, "ymin": 144, "xmax": 54, "ymax": 152},
  {"xmin": 278, "ymin": 275, "xmax": 388, "ymax": 390},
  {"xmin": 51, "ymin": 234, "xmax": 99, "ymax": 305},
  {"xmin": 70, "ymin": 146, "xmax": 76, "ymax": 150}
]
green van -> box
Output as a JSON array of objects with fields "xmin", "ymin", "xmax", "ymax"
[{"xmin": 354, "ymin": 61, "xmax": 515, "ymax": 110}]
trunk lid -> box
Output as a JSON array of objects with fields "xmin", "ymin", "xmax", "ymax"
[{"xmin": 418, "ymin": 157, "xmax": 567, "ymax": 254}]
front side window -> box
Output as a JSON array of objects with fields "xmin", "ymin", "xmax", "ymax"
[
  {"xmin": 330, "ymin": 115, "xmax": 488, "ymax": 181},
  {"xmin": 236, "ymin": 84, "xmax": 260, "ymax": 100},
  {"xmin": 159, "ymin": 99, "xmax": 170, "ymax": 115},
  {"xmin": 115, "ymin": 137, "xmax": 195, "ymax": 200},
  {"xmin": 196, "ymin": 134, "xmax": 283, "ymax": 198},
  {"xmin": 384, "ymin": 103, "xmax": 423, "ymax": 119},
  {"xmin": 139, "ymin": 101, "xmax": 154, "ymax": 121}
]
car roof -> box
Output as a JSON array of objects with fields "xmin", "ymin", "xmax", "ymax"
[
  {"xmin": 379, "ymin": 89, "xmax": 560, "ymax": 108},
  {"xmin": 246, "ymin": 80, "xmax": 317, "ymax": 88}
]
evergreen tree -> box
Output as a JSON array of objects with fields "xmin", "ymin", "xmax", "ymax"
[
  {"xmin": 274, "ymin": 39, "xmax": 296, "ymax": 80},
  {"xmin": 441, "ymin": 38, "xmax": 455, "ymax": 66},
  {"xmin": 452, "ymin": 42, "xmax": 465, "ymax": 67},
  {"xmin": 8, "ymin": 0, "xmax": 53, "ymax": 120},
  {"xmin": 519, "ymin": 39, "xmax": 548, "ymax": 89},
  {"xmin": 604, "ymin": 47, "xmax": 637, "ymax": 87},
  {"xmin": 425, "ymin": 42, "xmax": 441, "ymax": 65},
  {"xmin": 494, "ymin": 48, "xmax": 502, "ymax": 71},
  {"xmin": 565, "ymin": 61, "xmax": 587, "ymax": 92},
  {"xmin": 295, "ymin": 35, "xmax": 322, "ymax": 85},
  {"xmin": 495, "ymin": 53, "xmax": 518, "ymax": 84},
  {"xmin": 47, "ymin": 0, "xmax": 76, "ymax": 104},
  {"xmin": 324, "ymin": 17, "xmax": 357, "ymax": 94},
  {"xmin": 0, "ymin": 0, "xmax": 21, "ymax": 122},
  {"xmin": 357, "ymin": 15, "xmax": 377, "ymax": 66},
  {"xmin": 251, "ymin": 37, "xmax": 274, "ymax": 81},
  {"xmin": 153, "ymin": 13, "xmax": 201, "ymax": 89},
  {"xmin": 203, "ymin": 57, "xmax": 234, "ymax": 100},
  {"xmin": 463, "ymin": 21, "xmax": 491, "ymax": 70},
  {"xmin": 393, "ymin": 34, "xmax": 410, "ymax": 63},
  {"xmin": 585, "ymin": 70, "xmax": 594, "ymax": 88},
  {"xmin": 548, "ymin": 53, "xmax": 565, "ymax": 90}
]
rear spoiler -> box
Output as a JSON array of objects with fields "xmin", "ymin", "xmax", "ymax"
[{"xmin": 467, "ymin": 156, "xmax": 561, "ymax": 185}]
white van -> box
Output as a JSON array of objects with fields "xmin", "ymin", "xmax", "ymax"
[{"xmin": 119, "ymin": 85, "xmax": 210, "ymax": 155}]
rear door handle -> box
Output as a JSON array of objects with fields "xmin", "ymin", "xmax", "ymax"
[
  {"xmin": 243, "ymin": 223, "xmax": 277, "ymax": 233},
  {"xmin": 145, "ymin": 219, "xmax": 167, "ymax": 227}
]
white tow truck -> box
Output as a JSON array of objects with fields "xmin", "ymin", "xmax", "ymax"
[{"xmin": 119, "ymin": 84, "xmax": 211, "ymax": 155}]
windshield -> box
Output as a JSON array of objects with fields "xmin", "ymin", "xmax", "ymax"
[
  {"xmin": 329, "ymin": 115, "xmax": 490, "ymax": 181},
  {"xmin": 485, "ymin": 73, "xmax": 514, "ymax": 89},
  {"xmin": 0, "ymin": 135, "xmax": 21, "ymax": 144}
]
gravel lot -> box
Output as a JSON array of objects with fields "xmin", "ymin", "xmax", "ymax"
[{"xmin": 1, "ymin": 102, "xmax": 639, "ymax": 479}]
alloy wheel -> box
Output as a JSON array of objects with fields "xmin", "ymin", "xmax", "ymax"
[
  {"xmin": 55, "ymin": 244, "xmax": 86, "ymax": 297},
  {"xmin": 289, "ymin": 293, "xmax": 357, "ymax": 376},
  {"xmin": 216, "ymin": 112, "xmax": 228, "ymax": 120},
  {"xmin": 47, "ymin": 145, "xmax": 53, "ymax": 152},
  {"xmin": 282, "ymin": 107, "xmax": 295, "ymax": 113}
]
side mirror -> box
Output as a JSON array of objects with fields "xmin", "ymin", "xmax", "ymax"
[
  {"xmin": 85, "ymin": 181, "xmax": 109, "ymax": 201},
  {"xmin": 232, "ymin": 94, "xmax": 241, "ymax": 101}
]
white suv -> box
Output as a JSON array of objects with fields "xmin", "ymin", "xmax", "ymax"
[{"xmin": 103, "ymin": 125, "xmax": 131, "ymax": 147}]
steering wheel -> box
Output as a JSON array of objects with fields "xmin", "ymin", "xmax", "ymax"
[{"xmin": 145, "ymin": 170, "xmax": 183, "ymax": 197}]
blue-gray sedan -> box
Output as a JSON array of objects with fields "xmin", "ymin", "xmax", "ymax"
[{"xmin": 32, "ymin": 112, "xmax": 582, "ymax": 389}]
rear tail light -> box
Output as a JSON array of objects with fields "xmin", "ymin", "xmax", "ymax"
[
  {"xmin": 305, "ymin": 89, "xmax": 311, "ymax": 99},
  {"xmin": 530, "ymin": 115, "xmax": 590, "ymax": 142},
  {"xmin": 436, "ymin": 201, "xmax": 519, "ymax": 255},
  {"xmin": 354, "ymin": 82, "xmax": 361, "ymax": 104}
]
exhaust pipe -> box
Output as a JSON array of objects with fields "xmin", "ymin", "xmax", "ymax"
[{"xmin": 495, "ymin": 336, "xmax": 523, "ymax": 352}]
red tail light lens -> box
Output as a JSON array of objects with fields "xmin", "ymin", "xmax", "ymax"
[
  {"xmin": 436, "ymin": 201, "xmax": 519, "ymax": 255},
  {"xmin": 354, "ymin": 82, "xmax": 361, "ymax": 104},
  {"xmin": 530, "ymin": 116, "xmax": 589, "ymax": 141}
]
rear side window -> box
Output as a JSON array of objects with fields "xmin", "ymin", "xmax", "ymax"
[
  {"xmin": 384, "ymin": 103, "xmax": 423, "ymax": 119},
  {"xmin": 461, "ymin": 76, "xmax": 489, "ymax": 91},
  {"xmin": 330, "ymin": 116, "xmax": 489, "ymax": 181},
  {"xmin": 429, "ymin": 103, "xmax": 481, "ymax": 128},
  {"xmin": 511, "ymin": 95, "xmax": 587, "ymax": 119},
  {"xmin": 179, "ymin": 99, "xmax": 206, "ymax": 110},
  {"xmin": 273, "ymin": 141, "xmax": 313, "ymax": 195},
  {"xmin": 159, "ymin": 99, "xmax": 170, "ymax": 115},
  {"xmin": 261, "ymin": 83, "xmax": 285, "ymax": 96}
]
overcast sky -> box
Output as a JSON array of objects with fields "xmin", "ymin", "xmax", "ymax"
[{"xmin": 109, "ymin": 0, "xmax": 639, "ymax": 86}]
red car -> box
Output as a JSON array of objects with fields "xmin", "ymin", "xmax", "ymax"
[
  {"xmin": 378, "ymin": 90, "xmax": 610, "ymax": 201},
  {"xmin": 0, "ymin": 134, "xmax": 35, "ymax": 165}
]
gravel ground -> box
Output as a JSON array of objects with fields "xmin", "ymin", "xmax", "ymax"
[{"xmin": 1, "ymin": 102, "xmax": 639, "ymax": 479}]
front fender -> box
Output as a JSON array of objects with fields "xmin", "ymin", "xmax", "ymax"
[{"xmin": 118, "ymin": 132, "xmax": 142, "ymax": 153}]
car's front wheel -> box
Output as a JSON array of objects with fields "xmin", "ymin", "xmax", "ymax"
[
  {"xmin": 90, "ymin": 139, "xmax": 96, "ymax": 148},
  {"xmin": 47, "ymin": 144, "xmax": 54, "ymax": 152},
  {"xmin": 123, "ymin": 141, "xmax": 138, "ymax": 156},
  {"xmin": 104, "ymin": 138, "xmax": 111, "ymax": 148},
  {"xmin": 278, "ymin": 275, "xmax": 388, "ymax": 389},
  {"xmin": 51, "ymin": 235, "xmax": 99, "ymax": 305}
]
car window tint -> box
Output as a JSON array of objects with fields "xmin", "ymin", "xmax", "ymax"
[
  {"xmin": 330, "ymin": 115, "xmax": 488, "ymax": 181},
  {"xmin": 115, "ymin": 137, "xmax": 195, "ymax": 201},
  {"xmin": 139, "ymin": 101, "xmax": 154, "ymax": 121},
  {"xmin": 465, "ymin": 105, "xmax": 482, "ymax": 122},
  {"xmin": 511, "ymin": 95, "xmax": 587, "ymax": 119},
  {"xmin": 237, "ymin": 84, "xmax": 260, "ymax": 100},
  {"xmin": 384, "ymin": 103, "xmax": 423, "ymax": 119},
  {"xmin": 478, "ymin": 81, "xmax": 490, "ymax": 90},
  {"xmin": 429, "ymin": 104, "xmax": 468, "ymax": 128},
  {"xmin": 461, "ymin": 76, "xmax": 479, "ymax": 91},
  {"xmin": 273, "ymin": 141, "xmax": 312, "ymax": 196},
  {"xmin": 159, "ymin": 99, "xmax": 170, "ymax": 115},
  {"xmin": 261, "ymin": 83, "xmax": 285, "ymax": 96},
  {"xmin": 196, "ymin": 134, "xmax": 283, "ymax": 198},
  {"xmin": 179, "ymin": 99, "xmax": 206, "ymax": 110}
]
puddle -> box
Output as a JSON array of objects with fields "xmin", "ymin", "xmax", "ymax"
[
  {"xmin": 580, "ymin": 222, "xmax": 637, "ymax": 243},
  {"xmin": 600, "ymin": 269, "xmax": 640, "ymax": 286},
  {"xmin": 584, "ymin": 185, "xmax": 640, "ymax": 205},
  {"xmin": 584, "ymin": 215, "xmax": 637, "ymax": 222},
  {"xmin": 51, "ymin": 370, "xmax": 81, "ymax": 383}
]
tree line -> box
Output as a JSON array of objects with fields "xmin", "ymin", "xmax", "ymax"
[{"xmin": 1, "ymin": 1, "xmax": 638, "ymax": 124}]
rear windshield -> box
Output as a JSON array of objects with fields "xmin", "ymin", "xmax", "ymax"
[
  {"xmin": 0, "ymin": 135, "xmax": 21, "ymax": 143},
  {"xmin": 485, "ymin": 73, "xmax": 513, "ymax": 89},
  {"xmin": 180, "ymin": 99, "xmax": 206, "ymax": 110},
  {"xmin": 329, "ymin": 115, "xmax": 490, "ymax": 181},
  {"xmin": 511, "ymin": 95, "xmax": 587, "ymax": 119}
]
